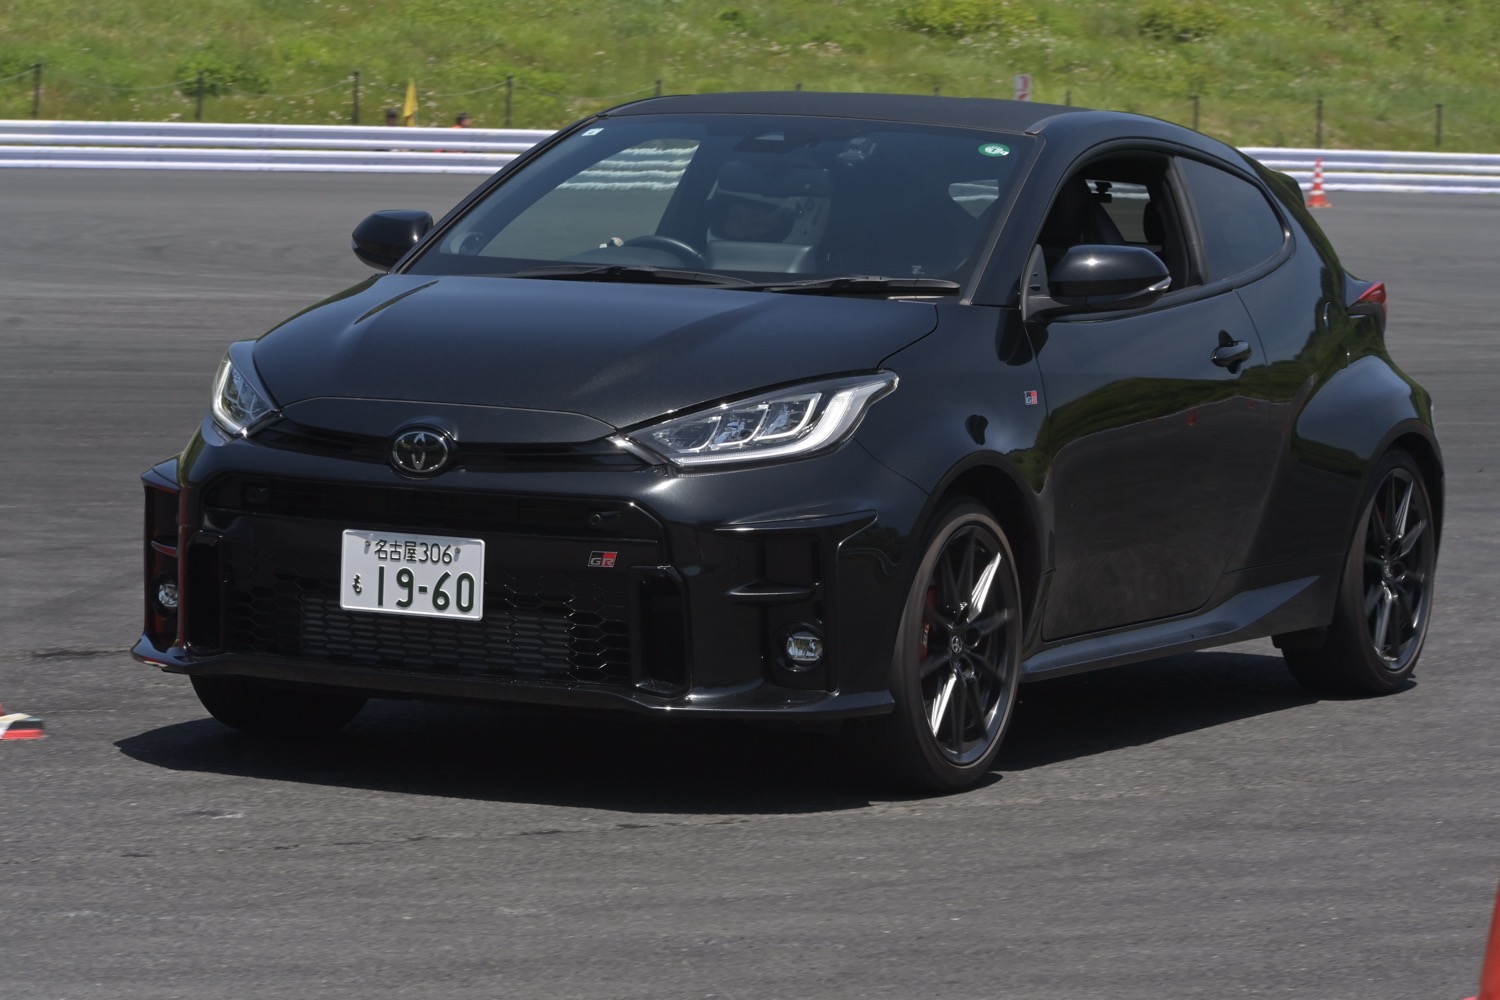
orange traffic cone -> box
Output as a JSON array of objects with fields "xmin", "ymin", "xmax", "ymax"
[
  {"xmin": 1471, "ymin": 879, "xmax": 1500, "ymax": 1000},
  {"xmin": 1307, "ymin": 158, "xmax": 1332, "ymax": 208}
]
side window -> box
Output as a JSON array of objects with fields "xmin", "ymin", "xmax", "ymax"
[
  {"xmin": 1036, "ymin": 154, "xmax": 1190, "ymax": 291},
  {"xmin": 1177, "ymin": 157, "xmax": 1286, "ymax": 281},
  {"xmin": 1036, "ymin": 173, "xmax": 1123, "ymax": 267},
  {"xmin": 1092, "ymin": 180, "xmax": 1152, "ymax": 243}
]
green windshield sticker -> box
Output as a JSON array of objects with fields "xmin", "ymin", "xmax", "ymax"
[{"xmin": 978, "ymin": 143, "xmax": 1011, "ymax": 157}]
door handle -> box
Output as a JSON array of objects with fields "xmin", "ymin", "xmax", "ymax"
[{"xmin": 1211, "ymin": 331, "xmax": 1252, "ymax": 372}]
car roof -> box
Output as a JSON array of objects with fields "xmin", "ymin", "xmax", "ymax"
[
  {"xmin": 596, "ymin": 91, "xmax": 1248, "ymax": 166},
  {"xmin": 601, "ymin": 90, "xmax": 1090, "ymax": 134}
]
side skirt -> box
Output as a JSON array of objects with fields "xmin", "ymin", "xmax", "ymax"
[{"xmin": 1021, "ymin": 576, "xmax": 1317, "ymax": 681}]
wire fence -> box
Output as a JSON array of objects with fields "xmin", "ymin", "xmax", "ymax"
[
  {"xmin": 3, "ymin": 64, "xmax": 1498, "ymax": 152},
  {"xmin": 0, "ymin": 64, "xmax": 665, "ymax": 131},
  {"xmin": 1122, "ymin": 94, "xmax": 1475, "ymax": 153}
]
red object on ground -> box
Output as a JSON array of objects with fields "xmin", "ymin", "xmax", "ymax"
[
  {"xmin": 1308, "ymin": 158, "xmax": 1332, "ymax": 208},
  {"xmin": 1474, "ymin": 879, "xmax": 1500, "ymax": 1000},
  {"xmin": 0, "ymin": 703, "xmax": 45, "ymax": 740}
]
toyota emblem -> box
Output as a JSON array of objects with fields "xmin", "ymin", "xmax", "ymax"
[{"xmin": 390, "ymin": 428, "xmax": 451, "ymax": 476}]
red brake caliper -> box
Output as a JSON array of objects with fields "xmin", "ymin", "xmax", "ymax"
[{"xmin": 919, "ymin": 586, "xmax": 937, "ymax": 663}]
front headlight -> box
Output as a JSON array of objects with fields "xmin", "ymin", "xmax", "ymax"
[
  {"xmin": 624, "ymin": 373, "xmax": 897, "ymax": 467},
  {"xmin": 210, "ymin": 343, "xmax": 278, "ymax": 437}
]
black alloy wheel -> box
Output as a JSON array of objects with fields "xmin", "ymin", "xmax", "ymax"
[
  {"xmin": 852, "ymin": 501, "xmax": 1023, "ymax": 792},
  {"xmin": 1283, "ymin": 449, "xmax": 1437, "ymax": 695}
]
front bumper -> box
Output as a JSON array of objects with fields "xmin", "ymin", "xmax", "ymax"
[
  {"xmin": 134, "ymin": 426, "xmax": 928, "ymax": 721},
  {"xmin": 130, "ymin": 640, "xmax": 897, "ymax": 719}
]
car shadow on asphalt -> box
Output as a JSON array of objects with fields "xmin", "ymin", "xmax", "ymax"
[
  {"xmin": 998, "ymin": 648, "xmax": 1318, "ymax": 772},
  {"xmin": 116, "ymin": 649, "xmax": 1316, "ymax": 815}
]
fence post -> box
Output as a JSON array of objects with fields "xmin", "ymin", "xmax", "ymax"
[
  {"xmin": 352, "ymin": 70, "xmax": 360, "ymax": 125},
  {"xmin": 1192, "ymin": 94, "xmax": 1200, "ymax": 131},
  {"xmin": 1435, "ymin": 103, "xmax": 1443, "ymax": 148},
  {"xmin": 1065, "ymin": 89, "xmax": 1072, "ymax": 107},
  {"xmin": 31, "ymin": 62, "xmax": 41, "ymax": 118},
  {"xmin": 1315, "ymin": 97, "xmax": 1323, "ymax": 148},
  {"xmin": 655, "ymin": 79, "xmax": 662, "ymax": 98},
  {"xmin": 195, "ymin": 71, "xmax": 205, "ymax": 122},
  {"xmin": 504, "ymin": 74, "xmax": 513, "ymax": 128}
]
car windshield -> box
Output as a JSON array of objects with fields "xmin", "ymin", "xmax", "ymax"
[{"xmin": 405, "ymin": 113, "xmax": 1034, "ymax": 288}]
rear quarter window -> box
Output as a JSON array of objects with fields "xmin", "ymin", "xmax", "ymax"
[{"xmin": 1178, "ymin": 157, "xmax": 1287, "ymax": 281}]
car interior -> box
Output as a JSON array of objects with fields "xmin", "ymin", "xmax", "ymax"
[{"xmin": 1036, "ymin": 154, "xmax": 1195, "ymax": 293}]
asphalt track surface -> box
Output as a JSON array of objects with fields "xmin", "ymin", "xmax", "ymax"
[{"xmin": 1, "ymin": 171, "xmax": 1497, "ymax": 999}]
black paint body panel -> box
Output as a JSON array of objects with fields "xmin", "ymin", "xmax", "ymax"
[{"xmin": 135, "ymin": 91, "xmax": 1441, "ymax": 719}]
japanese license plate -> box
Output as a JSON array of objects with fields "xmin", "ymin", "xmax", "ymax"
[{"xmin": 339, "ymin": 530, "xmax": 485, "ymax": 621}]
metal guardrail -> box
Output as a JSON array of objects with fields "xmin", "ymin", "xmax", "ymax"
[
  {"xmin": 1244, "ymin": 147, "xmax": 1500, "ymax": 195},
  {"xmin": 0, "ymin": 120, "xmax": 551, "ymax": 173},
  {"xmin": 3, "ymin": 122, "xmax": 1499, "ymax": 192}
]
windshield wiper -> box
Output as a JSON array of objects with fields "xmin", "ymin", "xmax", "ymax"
[
  {"xmin": 742, "ymin": 275, "xmax": 963, "ymax": 296},
  {"xmin": 511, "ymin": 264, "xmax": 753, "ymax": 287},
  {"xmin": 508, "ymin": 267, "xmax": 959, "ymax": 296}
]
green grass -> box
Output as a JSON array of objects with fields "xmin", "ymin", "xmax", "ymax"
[{"xmin": 2, "ymin": 0, "xmax": 1498, "ymax": 150}]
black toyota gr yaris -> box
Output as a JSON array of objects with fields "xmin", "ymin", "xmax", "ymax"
[{"xmin": 135, "ymin": 91, "xmax": 1442, "ymax": 791}]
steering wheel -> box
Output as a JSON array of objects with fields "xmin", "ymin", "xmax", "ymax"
[{"xmin": 620, "ymin": 235, "xmax": 707, "ymax": 268}]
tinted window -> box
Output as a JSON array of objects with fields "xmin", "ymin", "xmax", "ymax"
[
  {"xmin": 479, "ymin": 138, "xmax": 697, "ymax": 260},
  {"xmin": 1178, "ymin": 158, "xmax": 1286, "ymax": 280},
  {"xmin": 1082, "ymin": 179, "xmax": 1158, "ymax": 244},
  {"xmin": 1034, "ymin": 154, "xmax": 1196, "ymax": 292},
  {"xmin": 408, "ymin": 115, "xmax": 1033, "ymax": 282},
  {"xmin": 950, "ymin": 178, "xmax": 999, "ymax": 219}
]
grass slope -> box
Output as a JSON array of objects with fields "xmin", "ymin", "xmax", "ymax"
[{"xmin": 2, "ymin": 0, "xmax": 1497, "ymax": 150}]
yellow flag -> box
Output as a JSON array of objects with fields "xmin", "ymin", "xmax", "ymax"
[{"xmin": 401, "ymin": 79, "xmax": 417, "ymax": 126}]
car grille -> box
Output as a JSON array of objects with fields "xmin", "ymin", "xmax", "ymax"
[
  {"xmin": 254, "ymin": 423, "xmax": 649, "ymax": 473},
  {"xmin": 226, "ymin": 556, "xmax": 634, "ymax": 684},
  {"xmin": 197, "ymin": 476, "xmax": 672, "ymax": 688},
  {"xmin": 201, "ymin": 475, "xmax": 663, "ymax": 540}
]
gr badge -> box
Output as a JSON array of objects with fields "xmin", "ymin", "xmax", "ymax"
[{"xmin": 588, "ymin": 551, "xmax": 618, "ymax": 568}]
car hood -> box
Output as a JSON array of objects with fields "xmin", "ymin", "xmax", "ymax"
[{"xmin": 252, "ymin": 275, "xmax": 939, "ymax": 437}]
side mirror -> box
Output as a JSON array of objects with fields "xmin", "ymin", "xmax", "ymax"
[
  {"xmin": 1022, "ymin": 244, "xmax": 1171, "ymax": 321},
  {"xmin": 352, "ymin": 210, "xmax": 434, "ymax": 270}
]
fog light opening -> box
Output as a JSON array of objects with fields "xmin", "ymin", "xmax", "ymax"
[
  {"xmin": 155, "ymin": 579, "xmax": 180, "ymax": 614},
  {"xmin": 783, "ymin": 628, "xmax": 824, "ymax": 671}
]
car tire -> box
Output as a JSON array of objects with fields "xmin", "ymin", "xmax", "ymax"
[
  {"xmin": 1281, "ymin": 449, "xmax": 1437, "ymax": 696},
  {"xmin": 849, "ymin": 501, "xmax": 1023, "ymax": 793},
  {"xmin": 190, "ymin": 675, "xmax": 367, "ymax": 736}
]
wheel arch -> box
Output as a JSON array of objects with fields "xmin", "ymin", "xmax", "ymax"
[
  {"xmin": 921, "ymin": 458, "xmax": 1045, "ymax": 626},
  {"xmin": 1274, "ymin": 424, "xmax": 1441, "ymax": 654},
  {"xmin": 1388, "ymin": 429, "xmax": 1444, "ymax": 552}
]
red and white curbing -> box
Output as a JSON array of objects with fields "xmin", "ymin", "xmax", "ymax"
[{"xmin": 0, "ymin": 703, "xmax": 45, "ymax": 740}]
